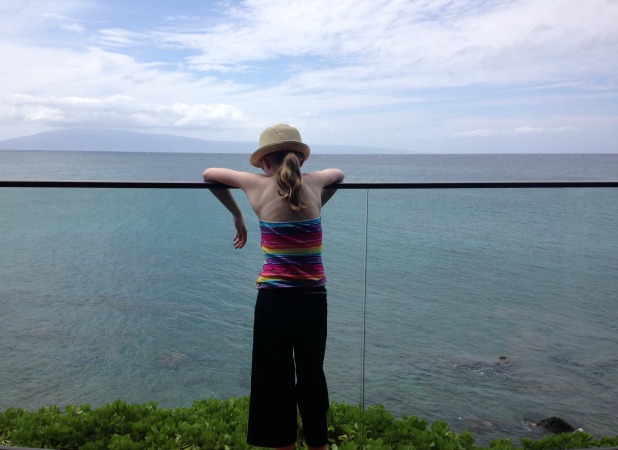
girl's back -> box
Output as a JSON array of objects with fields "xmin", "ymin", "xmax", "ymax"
[{"xmin": 243, "ymin": 170, "xmax": 325, "ymax": 222}]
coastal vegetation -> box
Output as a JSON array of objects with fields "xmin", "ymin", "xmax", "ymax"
[{"xmin": 1, "ymin": 398, "xmax": 616, "ymax": 450}]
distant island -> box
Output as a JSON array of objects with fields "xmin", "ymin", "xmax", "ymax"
[{"xmin": 0, "ymin": 129, "xmax": 398, "ymax": 154}]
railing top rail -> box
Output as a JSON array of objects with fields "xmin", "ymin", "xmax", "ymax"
[{"xmin": 1, "ymin": 180, "xmax": 618, "ymax": 189}]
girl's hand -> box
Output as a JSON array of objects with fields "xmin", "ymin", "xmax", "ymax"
[{"xmin": 233, "ymin": 215, "xmax": 247, "ymax": 249}]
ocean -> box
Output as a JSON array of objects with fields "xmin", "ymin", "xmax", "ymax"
[{"xmin": 1, "ymin": 150, "xmax": 617, "ymax": 444}]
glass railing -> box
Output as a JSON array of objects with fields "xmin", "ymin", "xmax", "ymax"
[{"xmin": 1, "ymin": 181, "xmax": 617, "ymax": 445}]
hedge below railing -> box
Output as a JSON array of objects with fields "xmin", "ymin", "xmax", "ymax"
[{"xmin": 1, "ymin": 398, "xmax": 618, "ymax": 450}]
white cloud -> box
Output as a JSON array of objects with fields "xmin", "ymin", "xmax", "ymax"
[
  {"xmin": 1, "ymin": 0, "xmax": 95, "ymax": 39},
  {"xmin": 0, "ymin": 94, "xmax": 245, "ymax": 130},
  {"xmin": 0, "ymin": 0, "xmax": 617, "ymax": 151},
  {"xmin": 61, "ymin": 22, "xmax": 85, "ymax": 33},
  {"xmin": 96, "ymin": 28, "xmax": 142, "ymax": 48},
  {"xmin": 171, "ymin": 103, "xmax": 244, "ymax": 127},
  {"xmin": 456, "ymin": 126, "xmax": 579, "ymax": 138},
  {"xmin": 151, "ymin": 0, "xmax": 618, "ymax": 88}
]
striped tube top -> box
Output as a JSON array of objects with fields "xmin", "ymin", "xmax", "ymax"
[{"xmin": 256, "ymin": 217, "xmax": 326, "ymax": 289}]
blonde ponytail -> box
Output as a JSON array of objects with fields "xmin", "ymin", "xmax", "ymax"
[{"xmin": 274, "ymin": 151, "xmax": 306, "ymax": 211}]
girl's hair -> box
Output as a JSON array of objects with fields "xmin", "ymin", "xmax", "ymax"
[{"xmin": 268, "ymin": 151, "xmax": 307, "ymax": 211}]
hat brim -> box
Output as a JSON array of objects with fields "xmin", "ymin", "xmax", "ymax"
[{"xmin": 250, "ymin": 141, "xmax": 310, "ymax": 168}]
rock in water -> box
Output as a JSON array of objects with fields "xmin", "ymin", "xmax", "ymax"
[{"xmin": 536, "ymin": 417, "xmax": 575, "ymax": 433}]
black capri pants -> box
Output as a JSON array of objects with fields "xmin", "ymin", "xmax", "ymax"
[{"xmin": 247, "ymin": 286, "xmax": 329, "ymax": 448}]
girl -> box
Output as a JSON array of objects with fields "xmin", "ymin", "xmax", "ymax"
[{"xmin": 203, "ymin": 124, "xmax": 345, "ymax": 450}]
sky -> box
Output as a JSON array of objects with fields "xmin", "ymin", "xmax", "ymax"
[{"xmin": 1, "ymin": 0, "xmax": 617, "ymax": 153}]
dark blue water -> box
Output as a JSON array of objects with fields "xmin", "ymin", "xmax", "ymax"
[{"xmin": 1, "ymin": 151, "xmax": 617, "ymax": 444}]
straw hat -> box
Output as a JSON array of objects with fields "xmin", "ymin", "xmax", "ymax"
[{"xmin": 250, "ymin": 123, "xmax": 310, "ymax": 168}]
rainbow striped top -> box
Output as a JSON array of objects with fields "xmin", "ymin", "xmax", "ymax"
[{"xmin": 256, "ymin": 217, "xmax": 326, "ymax": 289}]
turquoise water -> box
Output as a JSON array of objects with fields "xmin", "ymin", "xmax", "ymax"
[{"xmin": 1, "ymin": 151, "xmax": 617, "ymax": 443}]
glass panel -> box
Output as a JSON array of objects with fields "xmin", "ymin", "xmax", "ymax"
[
  {"xmin": 321, "ymin": 189, "xmax": 367, "ymax": 406},
  {"xmin": 2, "ymin": 185, "xmax": 617, "ymax": 446},
  {"xmin": 364, "ymin": 188, "xmax": 618, "ymax": 444},
  {"xmin": 0, "ymin": 187, "xmax": 367, "ymax": 411}
]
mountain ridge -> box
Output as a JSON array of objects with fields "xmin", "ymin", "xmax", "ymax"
[{"xmin": 0, "ymin": 129, "xmax": 400, "ymax": 154}]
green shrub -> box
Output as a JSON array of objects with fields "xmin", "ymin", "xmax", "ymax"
[{"xmin": 1, "ymin": 398, "xmax": 617, "ymax": 450}]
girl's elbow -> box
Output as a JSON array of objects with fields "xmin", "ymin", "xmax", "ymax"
[
  {"xmin": 322, "ymin": 169, "xmax": 344, "ymax": 185},
  {"xmin": 202, "ymin": 168, "xmax": 215, "ymax": 181}
]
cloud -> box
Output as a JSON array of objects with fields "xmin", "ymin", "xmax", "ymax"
[
  {"xmin": 0, "ymin": 94, "xmax": 245, "ymax": 130},
  {"xmin": 151, "ymin": 0, "xmax": 618, "ymax": 88},
  {"xmin": 1, "ymin": 0, "xmax": 94, "ymax": 39},
  {"xmin": 96, "ymin": 28, "xmax": 143, "ymax": 48},
  {"xmin": 455, "ymin": 126, "xmax": 579, "ymax": 138},
  {"xmin": 0, "ymin": 0, "xmax": 617, "ymax": 151},
  {"xmin": 61, "ymin": 22, "xmax": 85, "ymax": 33}
]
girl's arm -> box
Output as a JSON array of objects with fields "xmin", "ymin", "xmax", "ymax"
[
  {"xmin": 203, "ymin": 168, "xmax": 253, "ymax": 249},
  {"xmin": 209, "ymin": 188, "xmax": 247, "ymax": 249},
  {"xmin": 321, "ymin": 187, "xmax": 339, "ymax": 207},
  {"xmin": 307, "ymin": 169, "xmax": 345, "ymax": 206},
  {"xmin": 317, "ymin": 168, "xmax": 345, "ymax": 186},
  {"xmin": 203, "ymin": 168, "xmax": 254, "ymax": 188}
]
